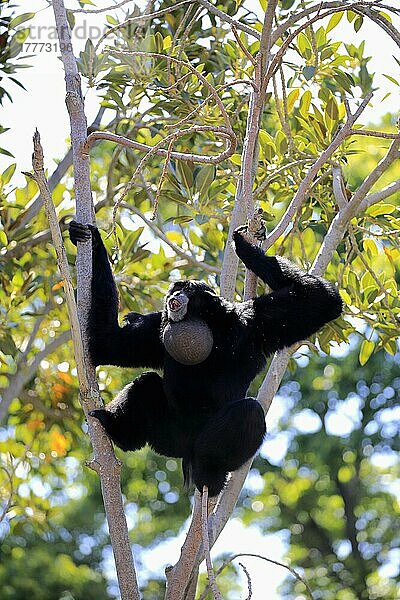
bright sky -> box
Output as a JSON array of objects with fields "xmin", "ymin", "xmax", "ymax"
[{"xmin": 3, "ymin": 2, "xmax": 399, "ymax": 597}]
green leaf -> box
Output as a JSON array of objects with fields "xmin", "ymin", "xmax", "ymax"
[
  {"xmin": 302, "ymin": 66, "xmax": 316, "ymax": 81},
  {"xmin": 299, "ymin": 90, "xmax": 312, "ymax": 118},
  {"xmin": 229, "ymin": 154, "xmax": 241, "ymax": 166},
  {"xmin": 297, "ymin": 32, "xmax": 312, "ymax": 59},
  {"xmin": 367, "ymin": 203, "xmax": 396, "ymax": 217},
  {"xmin": 122, "ymin": 228, "xmax": 144, "ymax": 254},
  {"xmin": 287, "ymin": 89, "xmax": 299, "ymax": 113},
  {"xmin": 9, "ymin": 13, "xmax": 35, "ymax": 29},
  {"xmin": 354, "ymin": 16, "xmax": 363, "ymax": 32},
  {"xmin": 176, "ymin": 161, "xmax": 194, "ymax": 190},
  {"xmin": 383, "ymin": 74, "xmax": 399, "ymax": 86},
  {"xmin": 325, "ymin": 97, "xmax": 339, "ymax": 121},
  {"xmin": 359, "ymin": 340, "xmax": 374, "ymax": 366},
  {"xmin": 66, "ymin": 10, "xmax": 75, "ymax": 30},
  {"xmin": 362, "ymin": 239, "xmax": 378, "ymax": 256},
  {"xmin": 1, "ymin": 163, "xmax": 16, "ymax": 185},
  {"xmin": 0, "ymin": 333, "xmax": 17, "ymax": 357},
  {"xmin": 195, "ymin": 166, "xmax": 215, "ymax": 200},
  {"xmin": 0, "ymin": 229, "xmax": 8, "ymax": 247},
  {"xmin": 326, "ymin": 12, "xmax": 344, "ymax": 33},
  {"xmin": 347, "ymin": 10, "xmax": 356, "ymax": 23}
]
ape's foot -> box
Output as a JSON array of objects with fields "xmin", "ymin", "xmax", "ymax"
[{"xmin": 192, "ymin": 464, "xmax": 229, "ymax": 497}]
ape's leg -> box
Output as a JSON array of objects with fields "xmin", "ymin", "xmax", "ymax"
[
  {"xmin": 192, "ymin": 398, "xmax": 266, "ymax": 496},
  {"xmin": 90, "ymin": 372, "xmax": 186, "ymax": 457}
]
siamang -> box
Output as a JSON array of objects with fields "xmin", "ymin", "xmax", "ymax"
[{"xmin": 69, "ymin": 221, "xmax": 342, "ymax": 496}]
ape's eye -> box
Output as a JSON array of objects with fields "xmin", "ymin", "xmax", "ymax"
[{"xmin": 171, "ymin": 281, "xmax": 185, "ymax": 292}]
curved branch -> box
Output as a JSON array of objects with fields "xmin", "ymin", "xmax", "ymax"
[
  {"xmin": 359, "ymin": 178, "xmax": 400, "ymax": 212},
  {"xmin": 83, "ymin": 125, "xmax": 236, "ymax": 165}
]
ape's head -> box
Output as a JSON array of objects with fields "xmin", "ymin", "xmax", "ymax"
[{"xmin": 164, "ymin": 280, "xmax": 216, "ymax": 323}]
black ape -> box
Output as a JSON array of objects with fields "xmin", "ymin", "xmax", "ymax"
[{"xmin": 69, "ymin": 222, "xmax": 342, "ymax": 496}]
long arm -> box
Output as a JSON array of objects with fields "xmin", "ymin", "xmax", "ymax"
[
  {"xmin": 69, "ymin": 222, "xmax": 163, "ymax": 368},
  {"xmin": 233, "ymin": 228, "xmax": 343, "ymax": 351}
]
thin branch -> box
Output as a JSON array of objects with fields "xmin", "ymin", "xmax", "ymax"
[
  {"xmin": 332, "ymin": 165, "xmax": 349, "ymax": 209},
  {"xmin": 152, "ymin": 137, "xmax": 175, "ymax": 219},
  {"xmin": 348, "ymin": 136, "xmax": 400, "ymax": 208},
  {"xmin": 72, "ymin": 0, "xmax": 135, "ymax": 13},
  {"xmin": 231, "ymin": 25, "xmax": 256, "ymax": 65},
  {"xmin": 239, "ymin": 562, "xmax": 253, "ymax": 600},
  {"xmin": 196, "ymin": 0, "xmax": 260, "ymax": 39},
  {"xmin": 359, "ymin": 178, "xmax": 400, "ymax": 212},
  {"xmin": 202, "ymin": 486, "xmax": 223, "ymax": 600},
  {"xmin": 11, "ymin": 108, "xmax": 106, "ymax": 236},
  {"xmin": 350, "ymin": 128, "xmax": 400, "ymax": 139},
  {"xmin": 0, "ymin": 464, "xmax": 13, "ymax": 524}
]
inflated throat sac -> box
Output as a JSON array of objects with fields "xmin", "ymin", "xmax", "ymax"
[{"xmin": 163, "ymin": 319, "xmax": 213, "ymax": 365}]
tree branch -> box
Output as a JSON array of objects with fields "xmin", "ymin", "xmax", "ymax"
[{"xmin": 51, "ymin": 2, "xmax": 141, "ymax": 598}]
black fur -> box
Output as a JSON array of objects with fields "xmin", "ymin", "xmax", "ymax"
[{"xmin": 69, "ymin": 221, "xmax": 342, "ymax": 496}]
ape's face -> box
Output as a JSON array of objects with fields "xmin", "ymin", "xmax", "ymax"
[{"xmin": 165, "ymin": 280, "xmax": 216, "ymax": 322}]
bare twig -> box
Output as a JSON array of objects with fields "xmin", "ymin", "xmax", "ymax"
[
  {"xmin": 359, "ymin": 178, "xmax": 400, "ymax": 212},
  {"xmin": 11, "ymin": 107, "xmax": 106, "ymax": 235},
  {"xmin": 199, "ymin": 553, "xmax": 313, "ymax": 600},
  {"xmin": 152, "ymin": 137, "xmax": 176, "ymax": 220},
  {"xmin": 332, "ymin": 165, "xmax": 349, "ymax": 209},
  {"xmin": 239, "ymin": 562, "xmax": 253, "ymax": 600}
]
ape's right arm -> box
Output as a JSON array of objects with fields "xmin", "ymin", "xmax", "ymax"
[{"xmin": 69, "ymin": 221, "xmax": 163, "ymax": 369}]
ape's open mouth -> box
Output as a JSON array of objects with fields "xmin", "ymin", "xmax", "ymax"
[
  {"xmin": 167, "ymin": 292, "xmax": 189, "ymax": 322},
  {"xmin": 168, "ymin": 297, "xmax": 182, "ymax": 312}
]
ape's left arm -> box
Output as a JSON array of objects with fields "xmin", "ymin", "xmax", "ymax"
[{"xmin": 233, "ymin": 229, "xmax": 343, "ymax": 351}]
